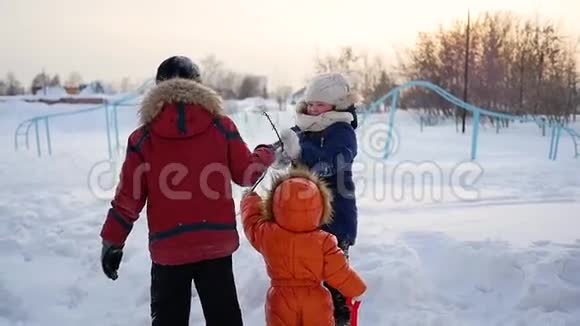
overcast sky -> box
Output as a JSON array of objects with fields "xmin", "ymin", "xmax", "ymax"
[{"xmin": 1, "ymin": 0, "xmax": 579, "ymax": 89}]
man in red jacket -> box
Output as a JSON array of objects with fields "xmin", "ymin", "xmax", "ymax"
[{"xmin": 99, "ymin": 56, "xmax": 276, "ymax": 326}]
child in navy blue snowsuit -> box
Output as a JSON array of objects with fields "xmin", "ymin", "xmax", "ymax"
[{"xmin": 281, "ymin": 72, "xmax": 361, "ymax": 326}]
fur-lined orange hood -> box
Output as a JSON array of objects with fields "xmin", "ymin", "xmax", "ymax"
[{"xmin": 262, "ymin": 166, "xmax": 334, "ymax": 232}]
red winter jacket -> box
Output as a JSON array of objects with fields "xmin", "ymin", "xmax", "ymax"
[{"xmin": 100, "ymin": 78, "xmax": 275, "ymax": 265}]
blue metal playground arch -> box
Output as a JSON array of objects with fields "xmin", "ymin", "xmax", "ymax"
[
  {"xmin": 13, "ymin": 79, "xmax": 155, "ymax": 160},
  {"xmin": 13, "ymin": 80, "xmax": 579, "ymax": 162},
  {"xmin": 361, "ymin": 80, "xmax": 580, "ymax": 161}
]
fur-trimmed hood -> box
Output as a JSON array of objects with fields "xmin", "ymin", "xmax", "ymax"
[
  {"xmin": 262, "ymin": 166, "xmax": 333, "ymax": 232},
  {"xmin": 139, "ymin": 78, "xmax": 224, "ymax": 125}
]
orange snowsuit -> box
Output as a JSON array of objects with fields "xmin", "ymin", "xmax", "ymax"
[{"xmin": 241, "ymin": 167, "xmax": 366, "ymax": 326}]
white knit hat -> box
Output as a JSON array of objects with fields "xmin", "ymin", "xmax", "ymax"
[{"xmin": 303, "ymin": 72, "xmax": 359, "ymax": 111}]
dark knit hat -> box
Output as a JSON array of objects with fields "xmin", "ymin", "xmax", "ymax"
[{"xmin": 155, "ymin": 56, "xmax": 201, "ymax": 84}]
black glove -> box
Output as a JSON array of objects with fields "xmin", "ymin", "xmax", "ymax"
[{"xmin": 101, "ymin": 241, "xmax": 123, "ymax": 280}]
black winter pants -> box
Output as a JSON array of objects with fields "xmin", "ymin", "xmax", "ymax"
[
  {"xmin": 150, "ymin": 255, "xmax": 243, "ymax": 326},
  {"xmin": 323, "ymin": 240, "xmax": 351, "ymax": 326}
]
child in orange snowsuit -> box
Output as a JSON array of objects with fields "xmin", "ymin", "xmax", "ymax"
[{"xmin": 241, "ymin": 167, "xmax": 366, "ymax": 326}]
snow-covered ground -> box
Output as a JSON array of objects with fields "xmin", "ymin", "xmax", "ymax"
[{"xmin": 1, "ymin": 98, "xmax": 579, "ymax": 326}]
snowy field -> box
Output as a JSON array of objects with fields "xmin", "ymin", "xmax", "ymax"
[{"xmin": 1, "ymin": 99, "xmax": 579, "ymax": 326}]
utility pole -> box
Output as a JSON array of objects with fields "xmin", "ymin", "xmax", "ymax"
[{"xmin": 462, "ymin": 9, "xmax": 471, "ymax": 134}]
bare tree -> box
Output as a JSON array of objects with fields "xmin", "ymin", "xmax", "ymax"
[
  {"xmin": 49, "ymin": 75, "xmax": 61, "ymax": 87},
  {"xmin": 372, "ymin": 71, "xmax": 396, "ymax": 102},
  {"xmin": 315, "ymin": 46, "xmax": 360, "ymax": 75},
  {"xmin": 400, "ymin": 32, "xmax": 445, "ymax": 113},
  {"xmin": 200, "ymin": 55, "xmax": 225, "ymax": 88},
  {"xmin": 198, "ymin": 54, "xmax": 248, "ymax": 98},
  {"xmin": 6, "ymin": 72, "xmax": 24, "ymax": 95},
  {"xmin": 314, "ymin": 46, "xmax": 397, "ymax": 106},
  {"xmin": 399, "ymin": 11, "xmax": 579, "ymax": 122},
  {"xmin": 238, "ymin": 75, "xmax": 263, "ymax": 99},
  {"xmin": 31, "ymin": 72, "xmax": 50, "ymax": 94},
  {"xmin": 220, "ymin": 71, "xmax": 244, "ymax": 99}
]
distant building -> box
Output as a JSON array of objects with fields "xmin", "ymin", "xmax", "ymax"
[{"xmin": 64, "ymin": 86, "xmax": 80, "ymax": 95}]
